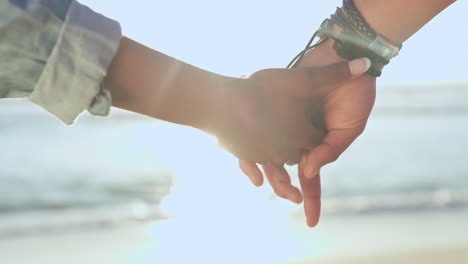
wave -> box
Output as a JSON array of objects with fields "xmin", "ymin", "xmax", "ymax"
[
  {"xmin": 0, "ymin": 169, "xmax": 174, "ymax": 214},
  {"xmin": 0, "ymin": 202, "xmax": 167, "ymax": 238},
  {"xmin": 2, "ymin": 189, "xmax": 468, "ymax": 238},
  {"xmin": 321, "ymin": 189, "xmax": 468, "ymax": 215}
]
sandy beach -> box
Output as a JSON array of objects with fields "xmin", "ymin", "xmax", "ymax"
[
  {"xmin": 294, "ymin": 248, "xmax": 468, "ymax": 264},
  {"xmin": 2, "ymin": 209, "xmax": 467, "ymax": 264}
]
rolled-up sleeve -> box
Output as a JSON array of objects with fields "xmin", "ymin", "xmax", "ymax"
[{"xmin": 0, "ymin": 0, "xmax": 121, "ymax": 124}]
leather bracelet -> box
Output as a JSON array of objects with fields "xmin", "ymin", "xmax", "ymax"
[
  {"xmin": 287, "ymin": 0, "xmax": 402, "ymax": 77},
  {"xmin": 328, "ymin": 1, "xmax": 401, "ymax": 76},
  {"xmin": 342, "ymin": 0, "xmax": 376, "ymax": 40},
  {"xmin": 340, "ymin": 0, "xmax": 402, "ymax": 59},
  {"xmin": 318, "ymin": 18, "xmax": 392, "ymax": 77}
]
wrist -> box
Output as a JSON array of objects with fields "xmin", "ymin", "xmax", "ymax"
[
  {"xmin": 194, "ymin": 77, "xmax": 247, "ymax": 134},
  {"xmin": 353, "ymin": 0, "xmax": 456, "ymax": 44}
]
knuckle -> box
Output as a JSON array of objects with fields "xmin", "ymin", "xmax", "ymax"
[
  {"xmin": 356, "ymin": 125, "xmax": 366, "ymax": 136},
  {"xmin": 330, "ymin": 154, "xmax": 340, "ymax": 163}
]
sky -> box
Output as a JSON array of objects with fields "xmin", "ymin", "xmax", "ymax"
[{"xmin": 80, "ymin": 0, "xmax": 468, "ymax": 86}]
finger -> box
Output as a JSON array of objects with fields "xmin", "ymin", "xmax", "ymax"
[
  {"xmin": 295, "ymin": 121, "xmax": 327, "ymax": 149},
  {"xmin": 298, "ymin": 157, "xmax": 322, "ymax": 227},
  {"xmin": 239, "ymin": 160, "xmax": 264, "ymax": 187},
  {"xmin": 298, "ymin": 58, "xmax": 371, "ymax": 97},
  {"xmin": 282, "ymin": 119, "xmax": 326, "ymax": 166},
  {"xmin": 270, "ymin": 145, "xmax": 301, "ymax": 166},
  {"xmin": 283, "ymin": 122, "xmax": 325, "ymax": 166},
  {"xmin": 218, "ymin": 137, "xmax": 269, "ymax": 164},
  {"xmin": 285, "ymin": 150, "xmax": 303, "ymax": 166},
  {"xmin": 302, "ymin": 128, "xmax": 362, "ymax": 179},
  {"xmin": 263, "ymin": 163, "xmax": 303, "ymax": 204}
]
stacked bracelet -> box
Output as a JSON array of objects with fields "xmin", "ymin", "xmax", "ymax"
[{"xmin": 287, "ymin": 0, "xmax": 402, "ymax": 77}]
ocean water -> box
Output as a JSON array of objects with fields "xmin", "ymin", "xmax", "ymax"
[{"xmin": 1, "ymin": 83, "xmax": 468, "ymax": 237}]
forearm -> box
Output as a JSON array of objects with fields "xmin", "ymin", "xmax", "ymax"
[
  {"xmin": 102, "ymin": 37, "xmax": 239, "ymax": 131},
  {"xmin": 354, "ymin": 0, "xmax": 456, "ymax": 44},
  {"xmin": 301, "ymin": 0, "xmax": 455, "ymax": 71}
]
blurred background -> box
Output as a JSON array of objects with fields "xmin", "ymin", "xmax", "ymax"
[{"xmin": 1, "ymin": 1, "xmax": 468, "ymax": 263}]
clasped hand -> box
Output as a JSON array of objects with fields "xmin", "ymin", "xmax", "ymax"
[{"xmin": 208, "ymin": 57, "xmax": 372, "ymax": 226}]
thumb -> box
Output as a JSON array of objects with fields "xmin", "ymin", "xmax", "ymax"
[{"xmin": 300, "ymin": 58, "xmax": 371, "ymax": 97}]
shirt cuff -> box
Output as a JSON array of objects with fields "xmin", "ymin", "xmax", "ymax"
[{"xmin": 28, "ymin": 0, "xmax": 121, "ymax": 125}]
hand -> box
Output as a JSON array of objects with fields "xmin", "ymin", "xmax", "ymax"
[
  {"xmin": 298, "ymin": 41, "xmax": 376, "ymax": 227},
  {"xmin": 214, "ymin": 60, "xmax": 369, "ymax": 170},
  {"xmin": 240, "ymin": 40, "xmax": 376, "ymax": 226},
  {"xmin": 102, "ymin": 37, "xmax": 370, "ymax": 215}
]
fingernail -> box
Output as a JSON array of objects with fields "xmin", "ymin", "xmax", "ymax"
[{"xmin": 348, "ymin": 58, "xmax": 371, "ymax": 75}]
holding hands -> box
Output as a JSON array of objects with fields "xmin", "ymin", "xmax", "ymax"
[
  {"xmin": 104, "ymin": 37, "xmax": 372, "ymax": 227},
  {"xmin": 98, "ymin": 0, "xmax": 455, "ymax": 229},
  {"xmin": 3, "ymin": 0, "xmax": 455, "ymax": 230},
  {"xmin": 214, "ymin": 60, "xmax": 369, "ymax": 166},
  {"xmin": 213, "ymin": 55, "xmax": 372, "ymax": 217},
  {"xmin": 233, "ymin": 45, "xmax": 374, "ymax": 226},
  {"xmin": 266, "ymin": 40, "xmax": 376, "ymax": 227}
]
